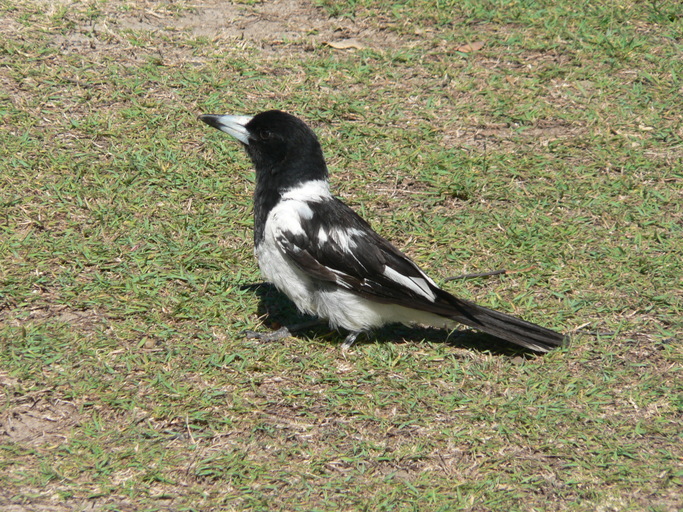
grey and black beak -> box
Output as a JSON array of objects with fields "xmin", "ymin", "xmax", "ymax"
[{"xmin": 199, "ymin": 114, "xmax": 253, "ymax": 145}]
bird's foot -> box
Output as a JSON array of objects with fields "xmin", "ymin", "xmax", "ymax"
[{"xmin": 341, "ymin": 331, "xmax": 363, "ymax": 351}]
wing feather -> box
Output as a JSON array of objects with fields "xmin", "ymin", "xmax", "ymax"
[{"xmin": 274, "ymin": 197, "xmax": 461, "ymax": 312}]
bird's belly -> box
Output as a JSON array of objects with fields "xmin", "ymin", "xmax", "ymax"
[{"xmin": 310, "ymin": 287, "xmax": 457, "ymax": 332}]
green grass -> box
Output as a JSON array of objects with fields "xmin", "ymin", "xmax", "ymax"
[{"xmin": 1, "ymin": 0, "xmax": 682, "ymax": 510}]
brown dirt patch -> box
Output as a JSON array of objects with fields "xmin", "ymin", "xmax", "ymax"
[
  {"xmin": 1, "ymin": 397, "xmax": 80, "ymax": 446},
  {"xmin": 119, "ymin": 0, "xmax": 405, "ymax": 51},
  {"xmin": 1, "ymin": 304, "xmax": 102, "ymax": 330}
]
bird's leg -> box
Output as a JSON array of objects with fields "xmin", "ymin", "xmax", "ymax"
[
  {"xmin": 341, "ymin": 331, "xmax": 363, "ymax": 350},
  {"xmin": 243, "ymin": 318, "xmax": 326, "ymax": 342}
]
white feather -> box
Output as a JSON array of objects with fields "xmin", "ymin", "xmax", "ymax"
[
  {"xmin": 330, "ymin": 227, "xmax": 364, "ymax": 252},
  {"xmin": 382, "ymin": 266, "xmax": 436, "ymax": 301},
  {"xmin": 296, "ymin": 202, "xmax": 314, "ymax": 220},
  {"xmin": 317, "ymin": 228, "xmax": 328, "ymax": 245},
  {"xmin": 282, "ymin": 180, "xmax": 331, "ymax": 202}
]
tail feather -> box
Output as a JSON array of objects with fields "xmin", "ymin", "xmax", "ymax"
[{"xmin": 442, "ymin": 293, "xmax": 567, "ymax": 352}]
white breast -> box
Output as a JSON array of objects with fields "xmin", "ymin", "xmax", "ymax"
[{"xmin": 256, "ymin": 205, "xmax": 316, "ymax": 312}]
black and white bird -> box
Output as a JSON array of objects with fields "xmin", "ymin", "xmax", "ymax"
[{"xmin": 199, "ymin": 110, "xmax": 566, "ymax": 352}]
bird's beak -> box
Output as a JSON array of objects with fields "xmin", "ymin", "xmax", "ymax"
[{"xmin": 199, "ymin": 114, "xmax": 253, "ymax": 145}]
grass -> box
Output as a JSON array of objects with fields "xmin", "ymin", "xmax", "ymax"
[{"xmin": 0, "ymin": 0, "xmax": 681, "ymax": 510}]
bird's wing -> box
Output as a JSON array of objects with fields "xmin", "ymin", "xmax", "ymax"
[
  {"xmin": 273, "ymin": 197, "xmax": 565, "ymax": 351},
  {"xmin": 273, "ymin": 197, "xmax": 465, "ymax": 315}
]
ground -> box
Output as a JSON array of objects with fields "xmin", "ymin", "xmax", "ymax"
[{"xmin": 0, "ymin": 0, "xmax": 682, "ymax": 510}]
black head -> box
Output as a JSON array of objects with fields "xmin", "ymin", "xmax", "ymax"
[
  {"xmin": 200, "ymin": 110, "xmax": 331, "ymax": 245},
  {"xmin": 199, "ymin": 110, "xmax": 329, "ymax": 191}
]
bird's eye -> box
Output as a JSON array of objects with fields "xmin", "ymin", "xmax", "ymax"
[{"xmin": 259, "ymin": 130, "xmax": 273, "ymax": 140}]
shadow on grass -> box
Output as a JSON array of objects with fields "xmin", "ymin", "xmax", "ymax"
[{"xmin": 242, "ymin": 282, "xmax": 543, "ymax": 357}]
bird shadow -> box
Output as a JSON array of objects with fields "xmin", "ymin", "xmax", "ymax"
[{"xmin": 242, "ymin": 282, "xmax": 542, "ymax": 357}]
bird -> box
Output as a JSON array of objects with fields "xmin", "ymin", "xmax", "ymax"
[{"xmin": 199, "ymin": 110, "xmax": 567, "ymax": 352}]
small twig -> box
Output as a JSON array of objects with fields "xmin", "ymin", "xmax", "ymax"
[
  {"xmin": 444, "ymin": 265, "xmax": 537, "ymax": 282},
  {"xmin": 569, "ymin": 322, "xmax": 591, "ymax": 331},
  {"xmin": 568, "ymin": 322, "xmax": 618, "ymax": 337},
  {"xmin": 444, "ymin": 269, "xmax": 508, "ymax": 282},
  {"xmin": 581, "ymin": 331, "xmax": 618, "ymax": 337}
]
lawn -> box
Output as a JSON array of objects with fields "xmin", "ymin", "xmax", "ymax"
[{"xmin": 0, "ymin": 0, "xmax": 681, "ymax": 510}]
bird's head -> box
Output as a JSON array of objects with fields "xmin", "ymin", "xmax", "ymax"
[{"xmin": 199, "ymin": 110, "xmax": 329, "ymax": 188}]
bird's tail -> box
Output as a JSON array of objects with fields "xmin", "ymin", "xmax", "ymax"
[{"xmin": 439, "ymin": 291, "xmax": 567, "ymax": 352}]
